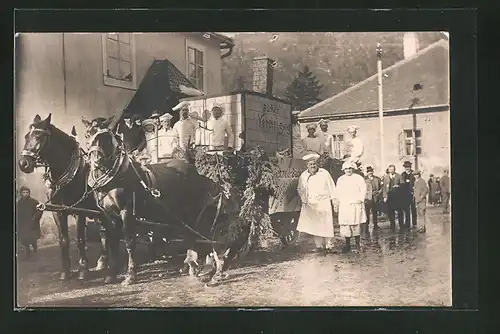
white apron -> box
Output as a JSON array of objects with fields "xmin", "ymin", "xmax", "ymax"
[
  {"xmin": 336, "ymin": 173, "xmax": 367, "ymax": 226},
  {"xmin": 296, "ymin": 168, "xmax": 336, "ymax": 238}
]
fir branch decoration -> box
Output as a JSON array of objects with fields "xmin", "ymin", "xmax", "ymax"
[{"xmin": 193, "ymin": 147, "xmax": 280, "ymax": 253}]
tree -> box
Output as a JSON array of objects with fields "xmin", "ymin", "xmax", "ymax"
[{"xmin": 284, "ymin": 65, "xmax": 324, "ymax": 111}]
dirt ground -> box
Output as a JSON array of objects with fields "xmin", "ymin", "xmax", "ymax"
[{"xmin": 16, "ymin": 206, "xmax": 451, "ymax": 308}]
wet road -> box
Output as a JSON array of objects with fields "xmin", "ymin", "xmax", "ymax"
[{"xmin": 17, "ymin": 207, "xmax": 451, "ymax": 307}]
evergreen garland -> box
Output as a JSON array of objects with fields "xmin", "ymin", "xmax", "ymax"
[{"xmin": 193, "ymin": 147, "xmax": 280, "ymax": 252}]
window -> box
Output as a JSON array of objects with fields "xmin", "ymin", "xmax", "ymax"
[
  {"xmin": 186, "ymin": 40, "xmax": 206, "ymax": 92},
  {"xmin": 101, "ymin": 33, "xmax": 137, "ymax": 89},
  {"xmin": 399, "ymin": 129, "xmax": 422, "ymax": 158},
  {"xmin": 331, "ymin": 134, "xmax": 345, "ymax": 159}
]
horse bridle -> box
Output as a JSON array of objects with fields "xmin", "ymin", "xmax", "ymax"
[
  {"xmin": 86, "ymin": 128, "xmax": 121, "ymax": 166},
  {"xmin": 21, "ymin": 127, "xmax": 51, "ymax": 168}
]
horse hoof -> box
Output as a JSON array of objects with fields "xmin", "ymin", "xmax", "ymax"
[
  {"xmin": 104, "ymin": 275, "xmax": 118, "ymax": 284},
  {"xmin": 60, "ymin": 272, "xmax": 70, "ymax": 281},
  {"xmin": 95, "ymin": 260, "xmax": 107, "ymax": 272},
  {"xmin": 78, "ymin": 270, "xmax": 89, "ymax": 281},
  {"xmin": 121, "ymin": 275, "xmax": 136, "ymax": 286}
]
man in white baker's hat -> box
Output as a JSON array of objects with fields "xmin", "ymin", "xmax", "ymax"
[
  {"xmin": 336, "ymin": 160, "xmax": 367, "ymax": 253},
  {"xmin": 172, "ymin": 101, "xmax": 196, "ymax": 151},
  {"xmin": 343, "ymin": 125, "xmax": 364, "ymax": 169},
  {"xmin": 302, "ymin": 123, "xmax": 325, "ymax": 156},
  {"xmin": 315, "ymin": 119, "xmax": 334, "ymax": 158},
  {"xmin": 206, "ymin": 103, "xmax": 234, "ymax": 151},
  {"xmin": 157, "ymin": 112, "xmax": 179, "ymax": 159},
  {"xmin": 296, "ymin": 153, "xmax": 337, "ymax": 252}
]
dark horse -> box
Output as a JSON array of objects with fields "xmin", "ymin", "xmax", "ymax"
[
  {"xmin": 83, "ymin": 121, "xmax": 246, "ymax": 285},
  {"xmin": 18, "ymin": 114, "xmax": 120, "ymax": 282}
]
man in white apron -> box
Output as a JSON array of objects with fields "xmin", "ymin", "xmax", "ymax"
[
  {"xmin": 172, "ymin": 102, "xmax": 196, "ymax": 152},
  {"xmin": 315, "ymin": 119, "xmax": 334, "ymax": 158},
  {"xmin": 157, "ymin": 113, "xmax": 179, "ymax": 159},
  {"xmin": 343, "ymin": 125, "xmax": 364, "ymax": 170},
  {"xmin": 296, "ymin": 153, "xmax": 337, "ymax": 252},
  {"xmin": 302, "ymin": 123, "xmax": 325, "ymax": 156},
  {"xmin": 206, "ymin": 103, "xmax": 234, "ymax": 151}
]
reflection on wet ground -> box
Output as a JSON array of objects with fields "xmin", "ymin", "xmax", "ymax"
[{"xmin": 18, "ymin": 207, "xmax": 451, "ymax": 307}]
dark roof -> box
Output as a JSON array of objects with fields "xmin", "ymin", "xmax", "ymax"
[
  {"xmin": 124, "ymin": 59, "xmax": 201, "ymax": 119},
  {"xmin": 299, "ymin": 39, "xmax": 449, "ymax": 119}
]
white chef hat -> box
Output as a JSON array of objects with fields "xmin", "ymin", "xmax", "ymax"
[
  {"xmin": 305, "ymin": 123, "xmax": 318, "ymax": 131},
  {"xmin": 342, "ymin": 161, "xmax": 356, "ymax": 170},
  {"xmin": 211, "ymin": 103, "xmax": 225, "ymax": 114},
  {"xmin": 302, "ymin": 153, "xmax": 320, "ymax": 162},
  {"xmin": 347, "ymin": 125, "xmax": 359, "ymax": 133},
  {"xmin": 172, "ymin": 101, "xmax": 191, "ymax": 111},
  {"xmin": 159, "ymin": 113, "xmax": 173, "ymax": 122}
]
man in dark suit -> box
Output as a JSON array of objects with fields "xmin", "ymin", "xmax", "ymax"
[
  {"xmin": 400, "ymin": 160, "xmax": 417, "ymax": 229},
  {"xmin": 364, "ymin": 166, "xmax": 383, "ymax": 231},
  {"xmin": 382, "ymin": 165, "xmax": 404, "ymax": 231},
  {"xmin": 116, "ymin": 114, "xmax": 147, "ymax": 154},
  {"xmin": 440, "ymin": 168, "xmax": 451, "ymax": 214}
]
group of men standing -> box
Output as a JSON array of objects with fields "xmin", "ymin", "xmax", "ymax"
[
  {"xmin": 116, "ymin": 101, "xmax": 234, "ymax": 164},
  {"xmin": 293, "ymin": 113, "xmax": 363, "ymax": 166}
]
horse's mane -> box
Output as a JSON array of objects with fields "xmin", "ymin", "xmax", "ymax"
[{"xmin": 47, "ymin": 123, "xmax": 79, "ymax": 152}]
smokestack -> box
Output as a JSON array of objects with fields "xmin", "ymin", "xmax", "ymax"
[
  {"xmin": 252, "ymin": 57, "xmax": 274, "ymax": 96},
  {"xmin": 403, "ymin": 32, "xmax": 420, "ymax": 59}
]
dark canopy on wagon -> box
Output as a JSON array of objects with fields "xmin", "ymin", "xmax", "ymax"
[{"xmin": 123, "ymin": 59, "xmax": 204, "ymax": 120}]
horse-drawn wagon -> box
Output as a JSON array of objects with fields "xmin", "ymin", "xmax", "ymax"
[{"xmin": 17, "ymin": 106, "xmax": 345, "ymax": 287}]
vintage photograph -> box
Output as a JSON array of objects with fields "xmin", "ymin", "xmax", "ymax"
[{"xmin": 15, "ymin": 31, "xmax": 451, "ymax": 307}]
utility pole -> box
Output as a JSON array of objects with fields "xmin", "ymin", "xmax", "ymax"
[{"xmin": 377, "ymin": 43, "xmax": 385, "ymax": 170}]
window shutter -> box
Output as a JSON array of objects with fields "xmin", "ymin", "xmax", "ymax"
[{"xmin": 398, "ymin": 130, "xmax": 403, "ymax": 160}]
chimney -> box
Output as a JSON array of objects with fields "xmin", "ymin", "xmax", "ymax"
[
  {"xmin": 403, "ymin": 32, "xmax": 420, "ymax": 59},
  {"xmin": 252, "ymin": 57, "xmax": 274, "ymax": 96}
]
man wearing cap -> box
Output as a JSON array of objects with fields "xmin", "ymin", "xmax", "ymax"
[
  {"xmin": 400, "ymin": 160, "xmax": 417, "ymax": 229},
  {"xmin": 315, "ymin": 119, "xmax": 334, "ymax": 158},
  {"xmin": 439, "ymin": 168, "xmax": 451, "ymax": 214},
  {"xmin": 336, "ymin": 161, "xmax": 367, "ymax": 253},
  {"xmin": 16, "ymin": 186, "xmax": 43, "ymax": 256},
  {"xmin": 291, "ymin": 111, "xmax": 305, "ymax": 158},
  {"xmin": 172, "ymin": 102, "xmax": 197, "ymax": 152},
  {"xmin": 116, "ymin": 114, "xmax": 147, "ymax": 154},
  {"xmin": 364, "ymin": 166, "xmax": 383, "ymax": 231},
  {"xmin": 343, "ymin": 125, "xmax": 364, "ymax": 172},
  {"xmin": 382, "ymin": 164, "xmax": 404, "ymax": 231},
  {"xmin": 302, "ymin": 123, "xmax": 325, "ymax": 156},
  {"xmin": 413, "ymin": 170, "xmax": 429, "ymax": 233},
  {"xmin": 206, "ymin": 103, "xmax": 234, "ymax": 151},
  {"xmin": 297, "ymin": 154, "xmax": 337, "ymax": 252}
]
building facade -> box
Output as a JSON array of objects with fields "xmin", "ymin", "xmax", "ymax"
[
  {"xmin": 298, "ymin": 37, "xmax": 450, "ymax": 178},
  {"xmin": 15, "ymin": 32, "xmax": 233, "ymax": 200}
]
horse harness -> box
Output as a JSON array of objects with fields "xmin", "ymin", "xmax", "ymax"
[
  {"xmin": 87, "ymin": 128, "xmax": 225, "ymax": 245},
  {"xmin": 22, "ymin": 128, "xmax": 96, "ymax": 213}
]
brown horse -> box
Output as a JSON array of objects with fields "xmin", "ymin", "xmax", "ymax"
[
  {"xmin": 83, "ymin": 122, "xmax": 246, "ymax": 286},
  {"xmin": 18, "ymin": 114, "xmax": 120, "ymax": 283}
]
